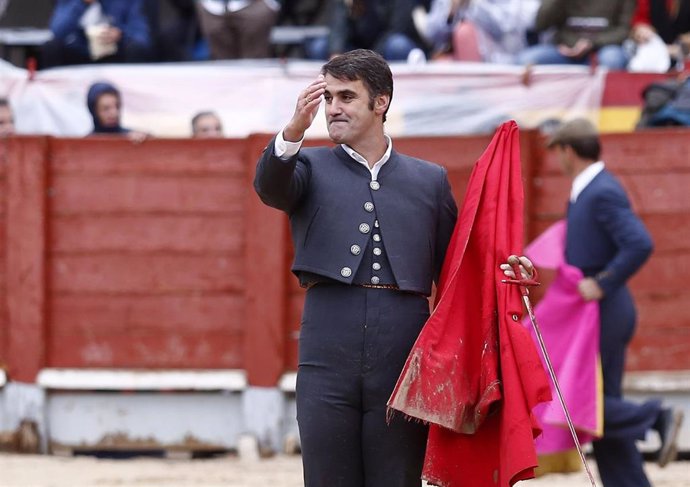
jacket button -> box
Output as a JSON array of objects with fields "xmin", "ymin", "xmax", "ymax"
[
  {"xmin": 341, "ymin": 267, "xmax": 352, "ymax": 278},
  {"xmin": 350, "ymin": 245, "xmax": 361, "ymax": 255},
  {"xmin": 364, "ymin": 202, "xmax": 374, "ymax": 212},
  {"xmin": 373, "ymin": 248, "xmax": 382, "ymax": 256},
  {"xmin": 374, "ymin": 219, "xmax": 379, "ymax": 228},
  {"xmin": 372, "ymin": 263, "xmax": 381, "ymax": 271},
  {"xmin": 369, "ymin": 181, "xmax": 380, "ymax": 190},
  {"xmin": 371, "ymin": 276, "xmax": 380, "ymax": 284},
  {"xmin": 359, "ymin": 223, "xmax": 370, "ymax": 234},
  {"xmin": 373, "ymin": 234, "xmax": 381, "ymax": 242}
]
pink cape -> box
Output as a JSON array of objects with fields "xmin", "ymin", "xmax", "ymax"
[{"xmin": 524, "ymin": 220, "xmax": 603, "ymax": 455}]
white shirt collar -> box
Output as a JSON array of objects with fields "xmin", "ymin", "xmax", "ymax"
[
  {"xmin": 571, "ymin": 161, "xmax": 605, "ymax": 203},
  {"xmin": 341, "ymin": 135, "xmax": 392, "ymax": 181}
]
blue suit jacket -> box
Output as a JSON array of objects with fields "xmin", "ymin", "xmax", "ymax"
[
  {"xmin": 565, "ymin": 168, "xmax": 653, "ymax": 296},
  {"xmin": 254, "ymin": 138, "xmax": 458, "ymax": 296}
]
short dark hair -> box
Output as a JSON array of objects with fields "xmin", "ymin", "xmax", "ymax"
[
  {"xmin": 0, "ymin": 98, "xmax": 10, "ymax": 109},
  {"xmin": 558, "ymin": 136, "xmax": 601, "ymax": 161},
  {"xmin": 321, "ymin": 49, "xmax": 393, "ymax": 122},
  {"xmin": 547, "ymin": 118, "xmax": 601, "ymax": 161}
]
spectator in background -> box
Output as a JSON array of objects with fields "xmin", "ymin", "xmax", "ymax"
[
  {"xmin": 87, "ymin": 82, "xmax": 150, "ymax": 143},
  {"xmin": 0, "ymin": 99, "xmax": 15, "ymax": 136},
  {"xmin": 304, "ymin": 0, "xmax": 427, "ymax": 61},
  {"xmin": 415, "ymin": 0, "xmax": 540, "ymax": 62},
  {"xmin": 191, "ymin": 111, "xmax": 224, "ymax": 137},
  {"xmin": 630, "ymin": 0, "xmax": 690, "ymax": 71},
  {"xmin": 41, "ymin": 0, "xmax": 155, "ymax": 69},
  {"xmin": 517, "ymin": 0, "xmax": 636, "ymax": 70},
  {"xmin": 195, "ymin": 0, "xmax": 280, "ymax": 59}
]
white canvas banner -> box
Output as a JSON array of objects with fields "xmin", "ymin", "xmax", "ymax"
[{"xmin": 0, "ymin": 59, "xmax": 605, "ymax": 138}]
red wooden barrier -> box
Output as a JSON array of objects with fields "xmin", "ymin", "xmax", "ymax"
[{"xmin": 0, "ymin": 130, "xmax": 688, "ymax": 384}]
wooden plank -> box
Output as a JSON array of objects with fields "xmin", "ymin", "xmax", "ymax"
[
  {"xmin": 50, "ymin": 295, "xmax": 245, "ymax": 334},
  {"xmin": 531, "ymin": 173, "xmax": 690, "ymax": 218},
  {"xmin": 635, "ymin": 294, "xmax": 690, "ymax": 331},
  {"xmin": 51, "ymin": 215, "xmax": 243, "ymax": 253},
  {"xmin": 0, "ymin": 186, "xmax": 7, "ymax": 217},
  {"xmin": 537, "ymin": 130, "xmax": 690, "ymax": 175},
  {"xmin": 47, "ymin": 331, "xmax": 244, "ymax": 368},
  {"xmin": 643, "ymin": 215, "xmax": 690, "ymax": 253},
  {"xmin": 394, "ymin": 135, "xmax": 494, "ymax": 171},
  {"xmin": 50, "ymin": 138, "xmax": 247, "ymax": 175},
  {"xmin": 602, "ymin": 130, "xmax": 690, "ymax": 173},
  {"xmin": 6, "ymin": 137, "xmax": 48, "ymax": 382},
  {"xmin": 630, "ymin": 253, "xmax": 690, "ymax": 294},
  {"xmin": 51, "ymin": 254, "xmax": 244, "ymax": 294},
  {"xmin": 628, "ymin": 329, "xmax": 690, "ymax": 371},
  {"xmin": 244, "ymin": 135, "xmax": 288, "ymax": 386},
  {"xmin": 50, "ymin": 175, "xmax": 245, "ymax": 215},
  {"xmin": 619, "ymin": 173, "xmax": 690, "ymax": 214}
]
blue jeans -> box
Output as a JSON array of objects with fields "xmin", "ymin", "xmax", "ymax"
[
  {"xmin": 303, "ymin": 33, "xmax": 419, "ymax": 61},
  {"xmin": 516, "ymin": 43, "xmax": 629, "ymax": 70}
]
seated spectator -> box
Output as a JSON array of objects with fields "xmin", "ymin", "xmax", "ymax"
[
  {"xmin": 630, "ymin": 0, "xmax": 690, "ymax": 71},
  {"xmin": 517, "ymin": 0, "xmax": 636, "ymax": 70},
  {"xmin": 41, "ymin": 0, "xmax": 155, "ymax": 69},
  {"xmin": 304, "ymin": 0, "xmax": 427, "ymax": 61},
  {"xmin": 191, "ymin": 111, "xmax": 224, "ymax": 137},
  {"xmin": 0, "ymin": 99, "xmax": 15, "ymax": 136},
  {"xmin": 416, "ymin": 0, "xmax": 540, "ymax": 62},
  {"xmin": 86, "ymin": 81, "xmax": 150, "ymax": 142},
  {"xmin": 195, "ymin": 0, "xmax": 280, "ymax": 59}
]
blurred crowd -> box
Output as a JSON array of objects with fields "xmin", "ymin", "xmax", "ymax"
[
  {"xmin": 1, "ymin": 0, "xmax": 690, "ymax": 138},
  {"xmin": 15, "ymin": 0, "xmax": 690, "ymax": 71}
]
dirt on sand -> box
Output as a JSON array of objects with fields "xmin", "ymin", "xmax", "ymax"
[{"xmin": 1, "ymin": 453, "xmax": 689, "ymax": 487}]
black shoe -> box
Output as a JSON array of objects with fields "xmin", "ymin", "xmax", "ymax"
[{"xmin": 656, "ymin": 407, "xmax": 684, "ymax": 468}]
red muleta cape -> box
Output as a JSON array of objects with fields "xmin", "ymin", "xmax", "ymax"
[{"xmin": 387, "ymin": 121, "xmax": 551, "ymax": 487}]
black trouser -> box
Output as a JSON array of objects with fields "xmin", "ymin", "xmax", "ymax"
[
  {"xmin": 592, "ymin": 286, "xmax": 661, "ymax": 487},
  {"xmin": 40, "ymin": 39, "xmax": 153, "ymax": 69},
  {"xmin": 297, "ymin": 283, "xmax": 429, "ymax": 487}
]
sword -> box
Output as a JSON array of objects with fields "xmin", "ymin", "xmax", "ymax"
[{"xmin": 503, "ymin": 257, "xmax": 598, "ymax": 487}]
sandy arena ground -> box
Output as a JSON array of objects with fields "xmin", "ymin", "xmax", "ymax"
[{"xmin": 0, "ymin": 453, "xmax": 688, "ymax": 487}]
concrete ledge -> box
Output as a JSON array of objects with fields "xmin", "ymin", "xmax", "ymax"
[
  {"xmin": 623, "ymin": 370, "xmax": 690, "ymax": 394},
  {"xmin": 36, "ymin": 369, "xmax": 246, "ymax": 391},
  {"xmin": 279, "ymin": 372, "xmax": 296, "ymax": 393}
]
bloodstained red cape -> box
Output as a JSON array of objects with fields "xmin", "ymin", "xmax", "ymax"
[{"xmin": 387, "ymin": 121, "xmax": 551, "ymax": 487}]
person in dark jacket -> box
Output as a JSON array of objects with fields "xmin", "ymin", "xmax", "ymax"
[
  {"xmin": 41, "ymin": 0, "xmax": 154, "ymax": 69},
  {"xmin": 86, "ymin": 81, "xmax": 149, "ymax": 142},
  {"xmin": 254, "ymin": 48, "xmax": 533, "ymax": 487},
  {"xmin": 547, "ymin": 118, "xmax": 684, "ymax": 487}
]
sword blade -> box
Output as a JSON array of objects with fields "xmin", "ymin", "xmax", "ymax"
[{"xmin": 521, "ymin": 294, "xmax": 598, "ymax": 487}]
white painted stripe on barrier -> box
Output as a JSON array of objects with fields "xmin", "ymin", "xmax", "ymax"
[
  {"xmin": 624, "ymin": 371, "xmax": 690, "ymax": 393},
  {"xmin": 279, "ymin": 372, "xmax": 296, "ymax": 393},
  {"xmin": 36, "ymin": 369, "xmax": 246, "ymax": 391},
  {"xmin": 0, "ymin": 369, "xmax": 6, "ymax": 387}
]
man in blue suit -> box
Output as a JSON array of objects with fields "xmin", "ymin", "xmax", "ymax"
[
  {"xmin": 547, "ymin": 118, "xmax": 684, "ymax": 487},
  {"xmin": 254, "ymin": 49, "xmax": 533, "ymax": 487}
]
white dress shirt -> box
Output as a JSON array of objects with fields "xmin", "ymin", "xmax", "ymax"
[
  {"xmin": 570, "ymin": 161, "xmax": 605, "ymax": 203},
  {"xmin": 274, "ymin": 130, "xmax": 393, "ymax": 181}
]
